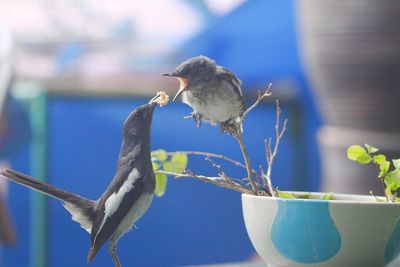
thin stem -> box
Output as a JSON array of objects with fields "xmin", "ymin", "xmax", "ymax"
[
  {"xmin": 167, "ymin": 150, "xmax": 259, "ymax": 177},
  {"xmin": 204, "ymin": 157, "xmax": 229, "ymax": 182},
  {"xmin": 374, "ymin": 164, "xmax": 389, "ymax": 202},
  {"xmin": 168, "ymin": 151, "xmax": 245, "ymax": 170},
  {"xmin": 157, "ymin": 170, "xmax": 253, "ymax": 194},
  {"xmin": 204, "ymin": 157, "xmax": 249, "ymax": 188},
  {"xmin": 241, "ymin": 83, "xmax": 272, "ymax": 121},
  {"xmin": 233, "ymin": 132, "xmax": 257, "ymax": 194},
  {"xmin": 380, "ymin": 178, "xmax": 389, "ymax": 202},
  {"xmin": 263, "ymin": 101, "xmax": 288, "ymax": 197}
]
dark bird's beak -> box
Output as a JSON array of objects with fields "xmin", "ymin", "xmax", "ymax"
[
  {"xmin": 162, "ymin": 72, "xmax": 177, "ymax": 77},
  {"xmin": 148, "ymin": 94, "xmax": 160, "ymax": 109}
]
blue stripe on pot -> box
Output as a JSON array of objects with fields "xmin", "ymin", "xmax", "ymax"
[
  {"xmin": 271, "ymin": 200, "xmax": 341, "ymax": 263},
  {"xmin": 385, "ymin": 219, "xmax": 400, "ymax": 264}
]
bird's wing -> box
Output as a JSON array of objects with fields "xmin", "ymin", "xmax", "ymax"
[
  {"xmin": 217, "ymin": 67, "xmax": 244, "ymax": 97},
  {"xmin": 88, "ymin": 167, "xmax": 145, "ymax": 262}
]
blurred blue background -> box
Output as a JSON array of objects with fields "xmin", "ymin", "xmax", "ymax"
[{"xmin": 0, "ymin": 0, "xmax": 323, "ymax": 266}]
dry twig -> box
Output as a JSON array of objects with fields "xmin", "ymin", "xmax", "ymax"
[
  {"xmin": 241, "ymin": 83, "xmax": 272, "ymax": 121},
  {"xmin": 231, "ymin": 83, "xmax": 273, "ymax": 194},
  {"xmin": 168, "ymin": 151, "xmax": 261, "ymax": 181},
  {"xmin": 157, "ymin": 170, "xmax": 253, "ymax": 194},
  {"xmin": 263, "ymin": 100, "xmax": 288, "ymax": 197}
]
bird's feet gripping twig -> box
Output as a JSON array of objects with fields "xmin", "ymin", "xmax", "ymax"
[
  {"xmin": 192, "ymin": 112, "xmax": 202, "ymax": 128},
  {"xmin": 220, "ymin": 120, "xmax": 242, "ymax": 138},
  {"xmin": 183, "ymin": 112, "xmax": 202, "ymax": 128}
]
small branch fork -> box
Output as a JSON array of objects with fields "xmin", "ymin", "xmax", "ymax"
[
  {"xmin": 241, "ymin": 83, "xmax": 272, "ymax": 121},
  {"xmin": 160, "ymin": 83, "xmax": 286, "ymax": 196},
  {"xmin": 263, "ymin": 100, "xmax": 288, "ymax": 197}
]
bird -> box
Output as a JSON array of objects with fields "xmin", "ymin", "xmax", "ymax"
[
  {"xmin": 0, "ymin": 94, "xmax": 162, "ymax": 267},
  {"xmin": 162, "ymin": 55, "xmax": 246, "ymax": 136}
]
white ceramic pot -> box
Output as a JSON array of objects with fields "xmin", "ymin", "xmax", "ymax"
[{"xmin": 242, "ymin": 192, "xmax": 400, "ymax": 267}]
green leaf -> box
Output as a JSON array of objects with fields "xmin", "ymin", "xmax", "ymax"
[
  {"xmin": 373, "ymin": 154, "xmax": 387, "ymax": 165},
  {"xmin": 321, "ymin": 192, "xmax": 334, "ymax": 200},
  {"xmin": 347, "ymin": 145, "xmax": 371, "ymax": 164},
  {"xmin": 347, "ymin": 145, "xmax": 366, "ymax": 160},
  {"xmin": 365, "ymin": 144, "xmax": 379, "ymax": 154},
  {"xmin": 373, "ymin": 154, "xmax": 390, "ymax": 177},
  {"xmin": 393, "ymin": 159, "xmax": 400, "ymax": 170},
  {"xmin": 169, "ymin": 154, "xmax": 188, "ymax": 173},
  {"xmin": 162, "ymin": 162, "xmax": 174, "ymax": 172},
  {"xmin": 155, "ymin": 173, "xmax": 167, "ymax": 197},
  {"xmin": 152, "ymin": 162, "xmax": 160, "ymax": 171},
  {"xmin": 384, "ymin": 170, "xmax": 400, "ymax": 191},
  {"xmin": 378, "ymin": 160, "xmax": 390, "ymax": 178},
  {"xmin": 357, "ymin": 154, "xmax": 372, "ymax": 164},
  {"xmin": 151, "ymin": 149, "xmax": 168, "ymax": 162},
  {"xmin": 277, "ymin": 191, "xmax": 295, "ymax": 199}
]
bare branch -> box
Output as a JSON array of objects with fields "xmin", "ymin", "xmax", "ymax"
[
  {"xmin": 167, "ymin": 150, "xmax": 258, "ymax": 176},
  {"xmin": 204, "ymin": 156, "xmax": 229, "ymax": 181},
  {"xmin": 263, "ymin": 100, "xmax": 287, "ymax": 197},
  {"xmin": 233, "ymin": 133, "xmax": 258, "ymax": 193},
  {"xmin": 241, "ymin": 83, "xmax": 272, "ymax": 121},
  {"xmin": 157, "ymin": 170, "xmax": 254, "ymax": 194},
  {"xmin": 204, "ymin": 157, "xmax": 249, "ymax": 187}
]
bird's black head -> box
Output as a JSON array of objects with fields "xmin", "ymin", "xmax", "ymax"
[
  {"xmin": 162, "ymin": 56, "xmax": 217, "ymax": 101},
  {"xmin": 123, "ymin": 95, "xmax": 159, "ymax": 138}
]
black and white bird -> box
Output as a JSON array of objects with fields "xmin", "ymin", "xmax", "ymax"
[
  {"xmin": 0, "ymin": 95, "xmax": 161, "ymax": 267},
  {"xmin": 163, "ymin": 56, "xmax": 246, "ymax": 135}
]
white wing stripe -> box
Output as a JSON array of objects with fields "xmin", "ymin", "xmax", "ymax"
[{"xmin": 97, "ymin": 168, "xmax": 140, "ymax": 235}]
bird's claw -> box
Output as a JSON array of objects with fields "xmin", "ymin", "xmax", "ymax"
[
  {"xmin": 220, "ymin": 122, "xmax": 231, "ymax": 134},
  {"xmin": 220, "ymin": 121, "xmax": 242, "ymax": 137},
  {"xmin": 193, "ymin": 113, "xmax": 202, "ymax": 128}
]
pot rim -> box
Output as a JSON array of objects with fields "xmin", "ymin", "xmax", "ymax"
[{"xmin": 242, "ymin": 191, "xmax": 400, "ymax": 205}]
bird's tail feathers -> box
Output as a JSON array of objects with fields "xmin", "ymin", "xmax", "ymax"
[{"xmin": 1, "ymin": 168, "xmax": 96, "ymax": 233}]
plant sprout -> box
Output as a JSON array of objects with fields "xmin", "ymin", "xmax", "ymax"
[{"xmin": 347, "ymin": 144, "xmax": 400, "ymax": 202}]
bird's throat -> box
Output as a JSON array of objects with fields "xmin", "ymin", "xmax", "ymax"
[{"xmin": 173, "ymin": 77, "xmax": 188, "ymax": 101}]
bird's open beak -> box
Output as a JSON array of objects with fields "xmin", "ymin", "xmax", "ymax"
[
  {"xmin": 172, "ymin": 77, "xmax": 188, "ymax": 102},
  {"xmin": 162, "ymin": 72, "xmax": 188, "ymax": 102}
]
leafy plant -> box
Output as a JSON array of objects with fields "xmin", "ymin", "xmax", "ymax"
[
  {"xmin": 151, "ymin": 149, "xmax": 187, "ymax": 197},
  {"xmin": 347, "ymin": 144, "xmax": 400, "ymax": 202}
]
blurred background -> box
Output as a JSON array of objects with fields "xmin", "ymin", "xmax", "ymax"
[{"xmin": 0, "ymin": 0, "xmax": 399, "ymax": 266}]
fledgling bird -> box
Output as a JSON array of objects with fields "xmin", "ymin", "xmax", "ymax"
[
  {"xmin": 163, "ymin": 56, "xmax": 246, "ymax": 136},
  {"xmin": 0, "ymin": 94, "xmax": 164, "ymax": 267}
]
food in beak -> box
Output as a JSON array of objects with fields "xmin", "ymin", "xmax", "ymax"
[
  {"xmin": 149, "ymin": 91, "xmax": 170, "ymax": 107},
  {"xmin": 156, "ymin": 91, "xmax": 169, "ymax": 107},
  {"xmin": 173, "ymin": 78, "xmax": 188, "ymax": 102}
]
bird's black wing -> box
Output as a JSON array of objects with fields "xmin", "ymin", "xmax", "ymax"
[
  {"xmin": 217, "ymin": 67, "xmax": 244, "ymax": 97},
  {"xmin": 88, "ymin": 167, "xmax": 145, "ymax": 262}
]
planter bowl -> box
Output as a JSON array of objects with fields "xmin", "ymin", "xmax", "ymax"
[{"xmin": 242, "ymin": 192, "xmax": 400, "ymax": 267}]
